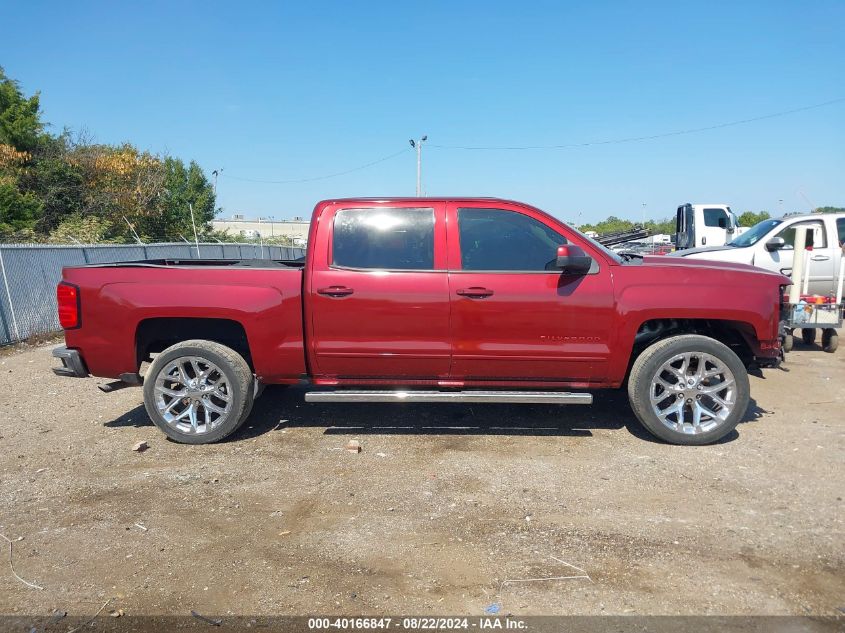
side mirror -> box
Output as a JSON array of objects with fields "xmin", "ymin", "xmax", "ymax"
[
  {"xmin": 765, "ymin": 237, "xmax": 786, "ymax": 251},
  {"xmin": 555, "ymin": 244, "xmax": 592, "ymax": 274}
]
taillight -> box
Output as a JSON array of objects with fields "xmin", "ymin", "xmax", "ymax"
[{"xmin": 57, "ymin": 282, "xmax": 81, "ymax": 329}]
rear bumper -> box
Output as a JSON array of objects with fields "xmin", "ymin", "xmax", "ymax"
[{"xmin": 52, "ymin": 346, "xmax": 89, "ymax": 378}]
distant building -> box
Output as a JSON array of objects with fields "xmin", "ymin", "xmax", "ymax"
[{"xmin": 212, "ymin": 215, "xmax": 310, "ymax": 244}]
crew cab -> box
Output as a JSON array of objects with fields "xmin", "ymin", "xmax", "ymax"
[
  {"xmin": 672, "ymin": 212, "xmax": 845, "ymax": 296},
  {"xmin": 53, "ymin": 198, "xmax": 789, "ymax": 446}
]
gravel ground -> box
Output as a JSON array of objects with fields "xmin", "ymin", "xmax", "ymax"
[{"xmin": 0, "ymin": 342, "xmax": 843, "ymax": 618}]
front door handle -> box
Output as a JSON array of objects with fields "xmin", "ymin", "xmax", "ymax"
[
  {"xmin": 456, "ymin": 287, "xmax": 494, "ymax": 298},
  {"xmin": 317, "ymin": 286, "xmax": 354, "ymax": 297}
]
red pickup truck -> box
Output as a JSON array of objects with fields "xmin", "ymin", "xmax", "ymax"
[{"xmin": 53, "ymin": 198, "xmax": 789, "ymax": 446}]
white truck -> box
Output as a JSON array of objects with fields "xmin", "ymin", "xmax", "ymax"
[
  {"xmin": 675, "ymin": 203, "xmax": 745, "ymax": 249},
  {"xmin": 672, "ymin": 212, "xmax": 845, "ymax": 296}
]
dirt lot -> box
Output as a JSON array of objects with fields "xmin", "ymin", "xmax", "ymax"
[{"xmin": 0, "ymin": 342, "xmax": 843, "ymax": 618}]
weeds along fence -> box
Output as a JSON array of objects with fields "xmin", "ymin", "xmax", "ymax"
[{"xmin": 0, "ymin": 242, "xmax": 305, "ymax": 346}]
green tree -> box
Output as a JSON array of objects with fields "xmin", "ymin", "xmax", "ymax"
[
  {"xmin": 21, "ymin": 133, "xmax": 86, "ymax": 233},
  {"xmin": 0, "ymin": 67, "xmax": 43, "ymax": 153},
  {"xmin": 138, "ymin": 157, "xmax": 215, "ymax": 241},
  {"xmin": 738, "ymin": 211, "xmax": 770, "ymax": 227},
  {"xmin": 49, "ymin": 213, "xmax": 113, "ymax": 243},
  {"xmin": 814, "ymin": 206, "xmax": 845, "ymax": 214},
  {"xmin": 0, "ymin": 176, "xmax": 41, "ymax": 235}
]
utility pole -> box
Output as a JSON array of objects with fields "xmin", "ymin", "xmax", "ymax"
[
  {"xmin": 641, "ymin": 203, "xmax": 647, "ymax": 227},
  {"xmin": 212, "ymin": 168, "xmax": 223, "ymax": 196},
  {"xmin": 409, "ymin": 136, "xmax": 427, "ymax": 196}
]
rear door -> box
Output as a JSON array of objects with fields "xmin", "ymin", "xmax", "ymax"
[
  {"xmin": 307, "ymin": 202, "xmax": 451, "ymax": 380},
  {"xmin": 755, "ymin": 218, "xmax": 834, "ymax": 294},
  {"xmin": 445, "ymin": 202, "xmax": 615, "ymax": 383}
]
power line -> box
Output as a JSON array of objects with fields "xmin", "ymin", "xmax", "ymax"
[
  {"xmin": 429, "ymin": 97, "xmax": 845, "ymax": 151},
  {"xmin": 221, "ymin": 147, "xmax": 411, "ymax": 184}
]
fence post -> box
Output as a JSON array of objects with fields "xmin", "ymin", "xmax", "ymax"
[{"xmin": 0, "ymin": 247, "xmax": 21, "ymax": 342}]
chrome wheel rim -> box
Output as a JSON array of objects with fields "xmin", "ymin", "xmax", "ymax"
[
  {"xmin": 153, "ymin": 356, "xmax": 232, "ymax": 435},
  {"xmin": 650, "ymin": 352, "xmax": 736, "ymax": 435}
]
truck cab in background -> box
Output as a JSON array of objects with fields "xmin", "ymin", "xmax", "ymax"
[
  {"xmin": 673, "ymin": 212, "xmax": 845, "ymax": 297},
  {"xmin": 675, "ymin": 203, "xmax": 744, "ymax": 250}
]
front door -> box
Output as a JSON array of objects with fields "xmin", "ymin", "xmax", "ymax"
[
  {"xmin": 445, "ymin": 203, "xmax": 615, "ymax": 384},
  {"xmin": 699, "ymin": 207, "xmax": 730, "ymax": 247},
  {"xmin": 308, "ymin": 203, "xmax": 451, "ymax": 380}
]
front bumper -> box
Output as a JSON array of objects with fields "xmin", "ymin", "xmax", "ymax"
[{"xmin": 52, "ymin": 346, "xmax": 89, "ymax": 378}]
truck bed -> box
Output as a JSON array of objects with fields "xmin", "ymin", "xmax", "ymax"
[
  {"xmin": 79, "ymin": 258, "xmax": 306, "ymax": 269},
  {"xmin": 61, "ymin": 261, "xmax": 306, "ymax": 383}
]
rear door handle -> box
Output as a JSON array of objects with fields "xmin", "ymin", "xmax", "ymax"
[
  {"xmin": 456, "ymin": 287, "xmax": 494, "ymax": 298},
  {"xmin": 811, "ymin": 255, "xmax": 830, "ymax": 261},
  {"xmin": 317, "ymin": 286, "xmax": 354, "ymax": 297}
]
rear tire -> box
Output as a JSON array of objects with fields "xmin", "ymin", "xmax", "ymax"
[
  {"xmin": 822, "ymin": 329, "xmax": 839, "ymax": 353},
  {"xmin": 783, "ymin": 332, "xmax": 794, "ymax": 353},
  {"xmin": 801, "ymin": 328, "xmax": 816, "ymax": 345},
  {"xmin": 143, "ymin": 340, "xmax": 254, "ymax": 444},
  {"xmin": 627, "ymin": 335, "xmax": 750, "ymax": 445}
]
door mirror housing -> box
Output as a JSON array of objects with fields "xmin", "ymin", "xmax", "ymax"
[
  {"xmin": 765, "ymin": 237, "xmax": 786, "ymax": 251},
  {"xmin": 555, "ymin": 244, "xmax": 592, "ymax": 274}
]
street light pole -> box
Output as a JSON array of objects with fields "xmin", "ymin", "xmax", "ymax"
[{"xmin": 409, "ymin": 136, "xmax": 427, "ymax": 196}]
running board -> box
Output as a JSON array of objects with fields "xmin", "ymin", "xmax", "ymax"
[{"xmin": 304, "ymin": 390, "xmax": 593, "ymax": 405}]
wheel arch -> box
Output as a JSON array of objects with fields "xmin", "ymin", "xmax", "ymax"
[
  {"xmin": 136, "ymin": 317, "xmax": 253, "ymax": 371},
  {"xmin": 626, "ymin": 318, "xmax": 757, "ymax": 380}
]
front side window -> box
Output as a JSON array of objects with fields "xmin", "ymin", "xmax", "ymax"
[
  {"xmin": 703, "ymin": 208, "xmax": 728, "ymax": 228},
  {"xmin": 776, "ymin": 221, "xmax": 826, "ymax": 250},
  {"xmin": 332, "ymin": 207, "xmax": 435, "ymax": 270},
  {"xmin": 457, "ymin": 208, "xmax": 567, "ymax": 271}
]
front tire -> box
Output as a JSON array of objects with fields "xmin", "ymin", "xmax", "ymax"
[
  {"xmin": 143, "ymin": 340, "xmax": 255, "ymax": 444},
  {"xmin": 627, "ymin": 335, "xmax": 750, "ymax": 445}
]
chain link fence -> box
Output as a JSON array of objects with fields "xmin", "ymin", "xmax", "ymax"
[{"xmin": 0, "ymin": 242, "xmax": 305, "ymax": 346}]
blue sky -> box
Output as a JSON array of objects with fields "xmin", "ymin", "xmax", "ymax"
[{"xmin": 2, "ymin": 1, "xmax": 843, "ymax": 223}]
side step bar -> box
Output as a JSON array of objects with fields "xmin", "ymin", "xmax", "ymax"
[{"xmin": 304, "ymin": 390, "xmax": 593, "ymax": 405}]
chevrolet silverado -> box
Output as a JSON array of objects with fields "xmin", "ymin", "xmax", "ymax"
[{"xmin": 53, "ymin": 198, "xmax": 789, "ymax": 445}]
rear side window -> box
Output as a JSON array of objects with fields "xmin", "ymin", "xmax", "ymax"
[
  {"xmin": 457, "ymin": 208, "xmax": 566, "ymax": 271},
  {"xmin": 703, "ymin": 208, "xmax": 728, "ymax": 228},
  {"xmin": 837, "ymin": 218, "xmax": 845, "ymax": 246},
  {"xmin": 332, "ymin": 207, "xmax": 435, "ymax": 270}
]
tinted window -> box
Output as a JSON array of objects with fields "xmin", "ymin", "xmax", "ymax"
[
  {"xmin": 776, "ymin": 221, "xmax": 826, "ymax": 249},
  {"xmin": 837, "ymin": 218, "xmax": 845, "ymax": 246},
  {"xmin": 332, "ymin": 207, "xmax": 435, "ymax": 270},
  {"xmin": 703, "ymin": 208, "xmax": 728, "ymax": 228},
  {"xmin": 458, "ymin": 208, "xmax": 566, "ymax": 271}
]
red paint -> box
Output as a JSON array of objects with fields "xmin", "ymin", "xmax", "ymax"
[{"xmin": 59, "ymin": 198, "xmax": 790, "ymax": 389}]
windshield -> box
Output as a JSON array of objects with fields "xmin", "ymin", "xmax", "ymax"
[{"xmin": 729, "ymin": 218, "xmax": 782, "ymax": 247}]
